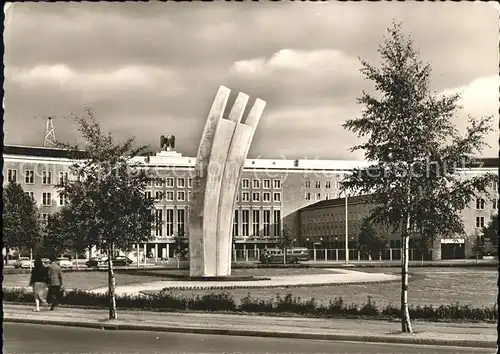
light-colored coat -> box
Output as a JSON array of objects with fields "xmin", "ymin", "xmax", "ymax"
[{"xmin": 47, "ymin": 262, "xmax": 63, "ymax": 286}]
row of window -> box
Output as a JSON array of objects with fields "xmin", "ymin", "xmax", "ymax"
[
  {"xmin": 305, "ymin": 180, "xmax": 341, "ymax": 189},
  {"xmin": 475, "ymin": 198, "xmax": 498, "ymax": 210},
  {"xmin": 232, "ymin": 209, "xmax": 282, "ymax": 237},
  {"xmin": 305, "ymin": 192, "xmax": 338, "ymax": 201},
  {"xmin": 241, "ymin": 179, "xmax": 282, "ymax": 190},
  {"xmin": 26, "ymin": 191, "xmax": 67, "ymax": 207},
  {"xmin": 7, "ymin": 169, "xmax": 69, "ymax": 185},
  {"xmin": 153, "ymin": 208, "xmax": 186, "ymax": 237},
  {"xmin": 149, "ymin": 177, "xmax": 192, "ymax": 188},
  {"xmin": 237, "ymin": 191, "xmax": 281, "ymax": 203},
  {"xmin": 146, "ymin": 190, "xmax": 190, "ymax": 202}
]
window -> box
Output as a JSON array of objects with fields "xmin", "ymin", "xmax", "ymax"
[
  {"xmin": 316, "ymin": 193, "xmax": 321, "ymax": 200},
  {"xmin": 476, "ymin": 198, "xmax": 485, "ymax": 210},
  {"xmin": 252, "ymin": 210, "xmax": 260, "ymax": 237},
  {"xmin": 476, "ymin": 216, "xmax": 485, "ymax": 228},
  {"xmin": 493, "ymin": 181, "xmax": 498, "ymax": 192},
  {"xmin": 263, "ymin": 179, "xmax": 271, "ymax": 189},
  {"xmin": 42, "ymin": 192, "xmax": 52, "ymax": 206},
  {"xmin": 325, "ymin": 181, "xmax": 331, "ymax": 189},
  {"xmin": 177, "ymin": 178, "xmax": 185, "ymax": 188},
  {"xmin": 177, "ymin": 191, "xmax": 185, "ymax": 201},
  {"xmin": 145, "ymin": 191, "xmax": 152, "ymax": 199},
  {"xmin": 7, "ymin": 169, "xmax": 17, "ymax": 183},
  {"xmin": 42, "ymin": 171, "xmax": 52, "ymax": 185},
  {"xmin": 273, "ymin": 210, "xmax": 281, "ymax": 236},
  {"xmin": 263, "ymin": 210, "xmax": 271, "ymax": 237},
  {"xmin": 242, "ymin": 192, "xmax": 250, "ymax": 202},
  {"xmin": 166, "ymin": 191, "xmax": 174, "ymax": 201},
  {"xmin": 155, "ymin": 191, "xmax": 163, "ymax": 201},
  {"xmin": 59, "ymin": 171, "xmax": 69, "ymax": 185},
  {"xmin": 236, "ymin": 193, "xmax": 240, "ymax": 202},
  {"xmin": 155, "ymin": 178, "xmax": 164, "ymax": 187},
  {"xmin": 233, "ymin": 210, "xmax": 239, "ymax": 237},
  {"xmin": 253, "ymin": 179, "xmax": 260, "ymax": 189},
  {"xmin": 335, "ymin": 181, "xmax": 341, "ymax": 189},
  {"xmin": 177, "ymin": 209, "xmax": 185, "ymax": 236},
  {"xmin": 188, "ymin": 191, "xmax": 192, "ymax": 201},
  {"xmin": 305, "ymin": 181, "xmax": 311, "ymax": 188},
  {"xmin": 315, "ymin": 181, "xmax": 321, "ymax": 188},
  {"xmin": 188, "ymin": 178, "xmax": 192, "ymax": 188},
  {"xmin": 241, "ymin": 179, "xmax": 249, "ymax": 189},
  {"xmin": 155, "ymin": 209, "xmax": 163, "ymax": 237},
  {"xmin": 305, "ymin": 192, "xmax": 311, "ymax": 201},
  {"xmin": 242, "ymin": 210, "xmax": 250, "ymax": 237},
  {"xmin": 41, "ymin": 213, "xmax": 49, "ymax": 227},
  {"xmin": 325, "ymin": 193, "xmax": 330, "ymax": 200},
  {"xmin": 252, "ymin": 192, "xmax": 260, "ymax": 202},
  {"xmin": 166, "ymin": 177, "xmax": 174, "ymax": 188},
  {"xmin": 166, "ymin": 209, "xmax": 174, "ymax": 236},
  {"xmin": 25, "ymin": 170, "xmax": 35, "ymax": 184},
  {"xmin": 58, "ymin": 193, "xmax": 68, "ymax": 206},
  {"xmin": 147, "ymin": 178, "xmax": 154, "ymax": 187},
  {"xmin": 263, "ymin": 192, "xmax": 271, "ymax": 202},
  {"xmin": 273, "ymin": 179, "xmax": 281, "ymax": 189},
  {"xmin": 493, "ymin": 198, "xmax": 498, "ymax": 210},
  {"xmin": 273, "ymin": 192, "xmax": 281, "ymax": 202},
  {"xmin": 26, "ymin": 191, "xmax": 35, "ymax": 202}
]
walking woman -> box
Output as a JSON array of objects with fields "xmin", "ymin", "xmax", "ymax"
[{"xmin": 29, "ymin": 255, "xmax": 48, "ymax": 312}]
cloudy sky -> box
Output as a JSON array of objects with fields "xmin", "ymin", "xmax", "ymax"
[{"xmin": 4, "ymin": 2, "xmax": 498, "ymax": 160}]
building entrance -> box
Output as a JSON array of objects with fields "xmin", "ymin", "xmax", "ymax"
[{"xmin": 441, "ymin": 243, "xmax": 465, "ymax": 260}]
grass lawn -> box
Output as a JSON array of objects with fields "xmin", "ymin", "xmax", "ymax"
[
  {"xmin": 2, "ymin": 272, "xmax": 163, "ymax": 290},
  {"xmin": 143, "ymin": 268, "xmax": 332, "ymax": 277},
  {"xmin": 163, "ymin": 267, "xmax": 498, "ymax": 308},
  {"xmin": 4, "ymin": 267, "xmax": 496, "ymax": 308}
]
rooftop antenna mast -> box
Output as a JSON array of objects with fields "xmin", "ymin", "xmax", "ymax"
[{"xmin": 43, "ymin": 116, "xmax": 57, "ymax": 147}]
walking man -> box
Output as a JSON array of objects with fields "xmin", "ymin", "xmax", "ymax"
[{"xmin": 47, "ymin": 255, "xmax": 63, "ymax": 310}]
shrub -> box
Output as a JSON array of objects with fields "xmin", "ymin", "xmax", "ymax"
[{"xmin": 2, "ymin": 287, "xmax": 497, "ymax": 322}]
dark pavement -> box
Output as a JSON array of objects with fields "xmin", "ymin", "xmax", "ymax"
[{"xmin": 4, "ymin": 323, "xmax": 495, "ymax": 354}]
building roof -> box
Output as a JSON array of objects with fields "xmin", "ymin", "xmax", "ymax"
[
  {"xmin": 3, "ymin": 145, "xmax": 86, "ymax": 159},
  {"xmin": 300, "ymin": 194, "xmax": 373, "ymax": 212},
  {"xmin": 3, "ymin": 144, "xmax": 498, "ymax": 170}
]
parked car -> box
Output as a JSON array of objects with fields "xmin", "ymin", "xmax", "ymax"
[
  {"xmin": 57, "ymin": 257, "xmax": 73, "ymax": 268},
  {"xmin": 287, "ymin": 248, "xmax": 310, "ymax": 261},
  {"xmin": 86, "ymin": 256, "xmax": 133, "ymax": 268},
  {"xmin": 259, "ymin": 252, "xmax": 300, "ymax": 264},
  {"xmin": 13, "ymin": 257, "xmax": 33, "ymax": 269}
]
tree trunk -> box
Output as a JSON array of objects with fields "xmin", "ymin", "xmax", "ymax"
[
  {"xmin": 368, "ymin": 253, "xmax": 372, "ymax": 266},
  {"xmin": 107, "ymin": 245, "xmax": 117, "ymax": 320},
  {"xmin": 401, "ymin": 218, "xmax": 412, "ymax": 333},
  {"xmin": 283, "ymin": 246, "xmax": 287, "ymax": 265},
  {"xmin": 5, "ymin": 246, "xmax": 9, "ymax": 265},
  {"xmin": 176, "ymin": 254, "xmax": 180, "ymax": 270}
]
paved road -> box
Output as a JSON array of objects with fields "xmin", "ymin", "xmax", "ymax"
[{"xmin": 4, "ymin": 323, "xmax": 494, "ymax": 354}]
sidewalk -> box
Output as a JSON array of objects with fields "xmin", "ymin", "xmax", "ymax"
[{"xmin": 3, "ymin": 303, "xmax": 496, "ymax": 348}]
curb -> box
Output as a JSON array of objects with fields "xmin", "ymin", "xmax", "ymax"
[{"xmin": 3, "ymin": 316, "xmax": 495, "ymax": 349}]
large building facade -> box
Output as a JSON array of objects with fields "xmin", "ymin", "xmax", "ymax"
[{"xmin": 3, "ymin": 145, "xmax": 497, "ymax": 260}]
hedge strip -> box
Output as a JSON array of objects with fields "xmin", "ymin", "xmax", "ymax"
[{"xmin": 3, "ymin": 287, "xmax": 496, "ymax": 322}]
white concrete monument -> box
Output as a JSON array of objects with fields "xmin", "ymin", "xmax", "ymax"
[{"xmin": 189, "ymin": 86, "xmax": 266, "ymax": 277}]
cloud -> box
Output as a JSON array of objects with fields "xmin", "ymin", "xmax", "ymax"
[
  {"xmin": 3, "ymin": 2, "xmax": 498, "ymax": 160},
  {"xmin": 8, "ymin": 64, "xmax": 177, "ymax": 93}
]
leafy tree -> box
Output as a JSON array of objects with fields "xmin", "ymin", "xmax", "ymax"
[
  {"xmin": 276, "ymin": 225, "xmax": 294, "ymax": 264},
  {"xmin": 3, "ymin": 182, "xmax": 42, "ymax": 263},
  {"xmin": 172, "ymin": 231, "xmax": 188, "ymax": 270},
  {"xmin": 44, "ymin": 206, "xmax": 87, "ymax": 257},
  {"xmin": 482, "ymin": 214, "xmax": 498, "ymax": 247},
  {"xmin": 357, "ymin": 218, "xmax": 387, "ymax": 262},
  {"xmin": 56, "ymin": 107, "xmax": 155, "ymax": 319},
  {"xmin": 341, "ymin": 22, "xmax": 496, "ymax": 333}
]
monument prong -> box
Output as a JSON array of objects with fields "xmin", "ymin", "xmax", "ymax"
[{"xmin": 189, "ymin": 86, "xmax": 266, "ymax": 277}]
